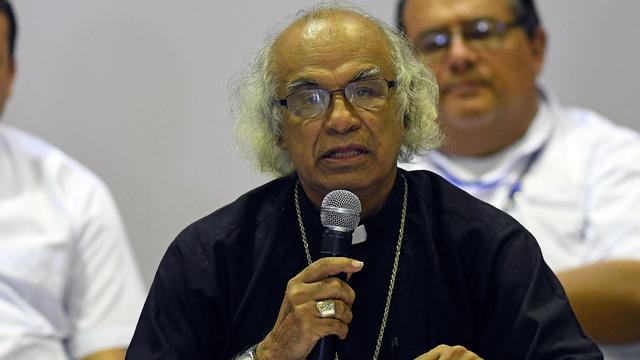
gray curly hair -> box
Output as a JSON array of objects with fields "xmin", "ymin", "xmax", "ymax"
[{"xmin": 231, "ymin": 3, "xmax": 442, "ymax": 176}]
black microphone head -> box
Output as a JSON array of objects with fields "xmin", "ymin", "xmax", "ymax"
[{"xmin": 320, "ymin": 190, "xmax": 361, "ymax": 232}]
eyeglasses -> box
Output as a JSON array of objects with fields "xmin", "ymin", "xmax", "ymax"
[
  {"xmin": 276, "ymin": 79, "xmax": 397, "ymax": 120},
  {"xmin": 416, "ymin": 18, "xmax": 524, "ymax": 63}
]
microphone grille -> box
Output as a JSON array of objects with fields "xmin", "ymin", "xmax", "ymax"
[{"xmin": 320, "ymin": 190, "xmax": 361, "ymax": 231}]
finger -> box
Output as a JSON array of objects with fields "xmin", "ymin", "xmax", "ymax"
[
  {"xmin": 415, "ymin": 350, "xmax": 439, "ymax": 360},
  {"xmin": 311, "ymin": 317, "xmax": 350, "ymax": 340},
  {"xmin": 293, "ymin": 257, "xmax": 363, "ymax": 284},
  {"xmin": 417, "ymin": 344, "xmax": 451, "ymax": 360},
  {"xmin": 285, "ymin": 277, "xmax": 356, "ymax": 307},
  {"xmin": 310, "ymin": 277, "xmax": 356, "ymax": 305},
  {"xmin": 282, "ymin": 303, "xmax": 350, "ymax": 342},
  {"xmin": 442, "ymin": 345, "xmax": 481, "ymax": 360},
  {"xmin": 418, "ymin": 345, "xmax": 482, "ymax": 360}
]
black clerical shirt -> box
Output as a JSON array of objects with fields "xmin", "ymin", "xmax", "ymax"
[{"xmin": 126, "ymin": 169, "xmax": 602, "ymax": 359}]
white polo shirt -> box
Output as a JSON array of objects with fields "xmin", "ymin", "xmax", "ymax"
[
  {"xmin": 401, "ymin": 97, "xmax": 640, "ymax": 359},
  {"xmin": 0, "ymin": 124, "xmax": 146, "ymax": 359}
]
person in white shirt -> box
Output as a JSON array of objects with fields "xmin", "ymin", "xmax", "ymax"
[
  {"xmin": 397, "ymin": 0, "xmax": 640, "ymax": 359},
  {"xmin": 0, "ymin": 1, "xmax": 146, "ymax": 359}
]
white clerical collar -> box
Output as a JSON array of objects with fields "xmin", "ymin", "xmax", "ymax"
[{"xmin": 351, "ymin": 224, "xmax": 367, "ymax": 244}]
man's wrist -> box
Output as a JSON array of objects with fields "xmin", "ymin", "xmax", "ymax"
[{"xmin": 233, "ymin": 344, "xmax": 257, "ymax": 360}]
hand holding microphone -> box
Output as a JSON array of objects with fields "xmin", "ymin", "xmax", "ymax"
[
  {"xmin": 308, "ymin": 190, "xmax": 361, "ymax": 360},
  {"xmin": 257, "ymin": 190, "xmax": 362, "ymax": 360}
]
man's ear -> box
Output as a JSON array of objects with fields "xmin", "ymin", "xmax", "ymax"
[
  {"xmin": 6, "ymin": 57, "xmax": 15, "ymax": 97},
  {"xmin": 530, "ymin": 27, "xmax": 547, "ymax": 76}
]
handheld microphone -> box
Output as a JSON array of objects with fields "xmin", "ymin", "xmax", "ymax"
[{"xmin": 308, "ymin": 190, "xmax": 361, "ymax": 360}]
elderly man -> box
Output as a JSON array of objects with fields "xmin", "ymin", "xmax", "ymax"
[
  {"xmin": 127, "ymin": 5, "xmax": 601, "ymax": 360},
  {"xmin": 397, "ymin": 0, "xmax": 640, "ymax": 358},
  {"xmin": 0, "ymin": 1, "xmax": 146, "ymax": 359}
]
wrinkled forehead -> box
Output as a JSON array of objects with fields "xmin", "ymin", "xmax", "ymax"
[{"xmin": 271, "ymin": 11, "xmax": 395, "ymax": 89}]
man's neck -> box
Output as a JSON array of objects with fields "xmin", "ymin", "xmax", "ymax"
[{"xmin": 300, "ymin": 169, "xmax": 398, "ymax": 220}]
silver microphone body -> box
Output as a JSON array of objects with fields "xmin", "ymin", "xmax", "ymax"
[{"xmin": 309, "ymin": 190, "xmax": 361, "ymax": 360}]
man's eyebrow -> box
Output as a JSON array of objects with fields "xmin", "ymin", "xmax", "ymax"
[
  {"xmin": 286, "ymin": 67, "xmax": 383, "ymax": 94},
  {"xmin": 287, "ymin": 79, "xmax": 319, "ymax": 94},
  {"xmin": 351, "ymin": 68, "xmax": 382, "ymax": 82}
]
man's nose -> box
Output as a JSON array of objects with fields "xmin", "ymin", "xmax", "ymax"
[
  {"xmin": 323, "ymin": 94, "xmax": 360, "ymax": 134},
  {"xmin": 444, "ymin": 33, "xmax": 479, "ymax": 73}
]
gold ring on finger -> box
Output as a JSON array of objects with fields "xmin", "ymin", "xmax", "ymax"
[{"xmin": 316, "ymin": 299, "xmax": 336, "ymax": 318}]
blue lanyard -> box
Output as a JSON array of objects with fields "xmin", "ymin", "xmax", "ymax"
[
  {"xmin": 435, "ymin": 145, "xmax": 545, "ymax": 210},
  {"xmin": 503, "ymin": 146, "xmax": 544, "ymax": 210}
]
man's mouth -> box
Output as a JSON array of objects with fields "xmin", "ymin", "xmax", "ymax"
[
  {"xmin": 324, "ymin": 149, "xmax": 366, "ymax": 159},
  {"xmin": 445, "ymin": 80, "xmax": 480, "ymax": 90},
  {"xmin": 322, "ymin": 146, "xmax": 369, "ymax": 160},
  {"xmin": 442, "ymin": 78, "xmax": 490, "ymax": 95}
]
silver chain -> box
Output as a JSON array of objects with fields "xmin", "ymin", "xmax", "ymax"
[
  {"xmin": 294, "ymin": 174, "xmax": 408, "ymax": 360},
  {"xmin": 294, "ymin": 184, "xmax": 314, "ymax": 266}
]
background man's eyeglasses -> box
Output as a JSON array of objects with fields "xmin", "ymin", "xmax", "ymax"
[
  {"xmin": 276, "ymin": 79, "xmax": 397, "ymax": 120},
  {"xmin": 416, "ymin": 18, "xmax": 524, "ymax": 62}
]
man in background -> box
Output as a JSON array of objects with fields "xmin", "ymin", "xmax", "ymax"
[
  {"xmin": 0, "ymin": 1, "xmax": 146, "ymax": 359},
  {"xmin": 398, "ymin": 0, "xmax": 640, "ymax": 358}
]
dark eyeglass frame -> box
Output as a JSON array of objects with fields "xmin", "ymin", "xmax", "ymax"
[
  {"xmin": 416, "ymin": 17, "xmax": 525, "ymax": 55},
  {"xmin": 275, "ymin": 79, "xmax": 397, "ymax": 120}
]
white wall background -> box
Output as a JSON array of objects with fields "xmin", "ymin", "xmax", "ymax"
[{"xmin": 6, "ymin": 1, "xmax": 640, "ymax": 286}]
